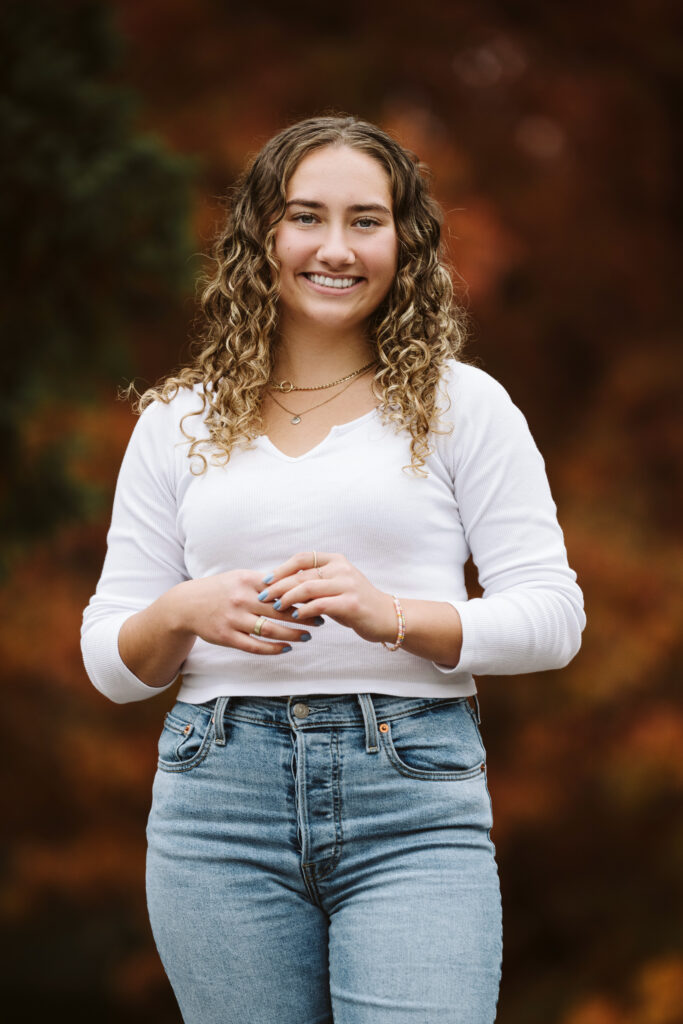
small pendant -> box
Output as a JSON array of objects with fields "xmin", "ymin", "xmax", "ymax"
[{"xmin": 291, "ymin": 415, "xmax": 302, "ymax": 425}]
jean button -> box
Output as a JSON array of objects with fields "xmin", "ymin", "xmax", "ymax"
[{"xmin": 292, "ymin": 702, "xmax": 310, "ymax": 719}]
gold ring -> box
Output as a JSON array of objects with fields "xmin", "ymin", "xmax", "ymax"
[
  {"xmin": 313, "ymin": 550, "xmax": 318, "ymax": 568},
  {"xmin": 253, "ymin": 615, "xmax": 267, "ymax": 637}
]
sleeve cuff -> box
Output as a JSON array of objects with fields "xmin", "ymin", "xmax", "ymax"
[
  {"xmin": 82, "ymin": 612, "xmax": 178, "ymax": 704},
  {"xmin": 430, "ymin": 599, "xmax": 475, "ymax": 675}
]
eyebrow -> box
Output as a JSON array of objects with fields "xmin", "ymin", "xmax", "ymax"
[{"xmin": 286, "ymin": 199, "xmax": 392, "ymax": 217}]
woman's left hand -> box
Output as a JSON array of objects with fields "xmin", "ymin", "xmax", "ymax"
[{"xmin": 259, "ymin": 551, "xmax": 396, "ymax": 645}]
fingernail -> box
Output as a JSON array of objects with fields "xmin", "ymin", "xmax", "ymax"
[
  {"xmin": 300, "ymin": 633, "xmax": 312, "ymax": 642},
  {"xmin": 313, "ymin": 616, "xmax": 325, "ymax": 625},
  {"xmin": 281, "ymin": 645, "xmax": 293, "ymax": 653},
  {"xmin": 292, "ymin": 609, "xmax": 298, "ymax": 618},
  {"xmin": 273, "ymin": 599, "xmax": 282, "ymax": 610},
  {"xmin": 262, "ymin": 573, "xmax": 274, "ymax": 584},
  {"xmin": 258, "ymin": 589, "xmax": 269, "ymax": 601}
]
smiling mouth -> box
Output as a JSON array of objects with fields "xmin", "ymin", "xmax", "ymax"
[{"xmin": 302, "ymin": 273, "xmax": 364, "ymax": 290}]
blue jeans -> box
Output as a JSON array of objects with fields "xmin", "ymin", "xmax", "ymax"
[{"xmin": 146, "ymin": 693, "xmax": 502, "ymax": 1023}]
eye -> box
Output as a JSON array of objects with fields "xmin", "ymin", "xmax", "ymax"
[
  {"xmin": 355, "ymin": 217, "xmax": 380, "ymax": 229},
  {"xmin": 292, "ymin": 213, "xmax": 318, "ymax": 225}
]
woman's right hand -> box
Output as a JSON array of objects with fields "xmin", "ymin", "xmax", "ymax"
[
  {"xmin": 167, "ymin": 569, "xmax": 323, "ymax": 655},
  {"xmin": 119, "ymin": 568, "xmax": 321, "ymax": 688}
]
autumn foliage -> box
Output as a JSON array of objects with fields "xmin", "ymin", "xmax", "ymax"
[{"xmin": 2, "ymin": 1, "xmax": 681, "ymax": 1021}]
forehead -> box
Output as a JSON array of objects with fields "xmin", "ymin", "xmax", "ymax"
[{"xmin": 287, "ymin": 145, "xmax": 392, "ymax": 205}]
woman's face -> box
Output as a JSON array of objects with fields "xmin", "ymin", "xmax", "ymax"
[{"xmin": 273, "ymin": 145, "xmax": 399, "ymax": 336}]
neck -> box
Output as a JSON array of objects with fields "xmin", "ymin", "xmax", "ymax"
[{"xmin": 270, "ymin": 320, "xmax": 377, "ymax": 387}]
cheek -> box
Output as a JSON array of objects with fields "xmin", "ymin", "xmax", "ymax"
[
  {"xmin": 274, "ymin": 225, "xmax": 296, "ymax": 257},
  {"xmin": 371, "ymin": 253, "xmax": 399, "ymax": 286},
  {"xmin": 368, "ymin": 237, "xmax": 399, "ymax": 276},
  {"xmin": 277, "ymin": 235, "xmax": 309, "ymax": 271}
]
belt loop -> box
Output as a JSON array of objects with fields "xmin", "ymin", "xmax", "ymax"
[
  {"xmin": 356, "ymin": 693, "xmax": 379, "ymax": 754},
  {"xmin": 212, "ymin": 695, "xmax": 231, "ymax": 746},
  {"xmin": 471, "ymin": 693, "xmax": 481, "ymax": 725}
]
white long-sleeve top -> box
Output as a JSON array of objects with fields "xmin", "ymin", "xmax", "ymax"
[{"xmin": 81, "ymin": 359, "xmax": 586, "ymax": 704}]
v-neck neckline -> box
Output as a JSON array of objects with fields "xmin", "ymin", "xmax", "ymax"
[{"xmin": 256, "ymin": 407, "xmax": 380, "ymax": 462}]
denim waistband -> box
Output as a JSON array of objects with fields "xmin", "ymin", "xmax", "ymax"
[{"xmin": 196, "ymin": 693, "xmax": 479, "ymax": 756}]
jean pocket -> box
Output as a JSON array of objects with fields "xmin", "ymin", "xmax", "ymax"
[
  {"xmin": 380, "ymin": 698, "xmax": 486, "ymax": 781},
  {"xmin": 157, "ymin": 702, "xmax": 214, "ymax": 773}
]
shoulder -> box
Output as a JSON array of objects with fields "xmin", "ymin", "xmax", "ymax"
[
  {"xmin": 134, "ymin": 383, "xmax": 209, "ymax": 444},
  {"xmin": 437, "ymin": 359, "xmax": 517, "ymax": 423},
  {"xmin": 431, "ymin": 359, "xmax": 540, "ymax": 474},
  {"xmin": 117, "ymin": 384, "xmax": 210, "ymax": 490}
]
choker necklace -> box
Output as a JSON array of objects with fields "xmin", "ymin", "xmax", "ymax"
[{"xmin": 266, "ymin": 360, "xmax": 377, "ymax": 425}]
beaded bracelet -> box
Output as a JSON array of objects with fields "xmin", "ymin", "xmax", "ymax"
[{"xmin": 381, "ymin": 594, "xmax": 406, "ymax": 651}]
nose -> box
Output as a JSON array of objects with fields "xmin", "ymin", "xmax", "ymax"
[{"xmin": 316, "ymin": 225, "xmax": 355, "ymax": 267}]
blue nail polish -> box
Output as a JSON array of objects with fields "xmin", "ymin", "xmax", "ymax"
[
  {"xmin": 292, "ymin": 609, "xmax": 298, "ymax": 619},
  {"xmin": 313, "ymin": 616, "xmax": 325, "ymax": 625},
  {"xmin": 273, "ymin": 599, "xmax": 281, "ymax": 610},
  {"xmin": 300, "ymin": 633, "xmax": 312, "ymax": 642},
  {"xmin": 258, "ymin": 589, "xmax": 269, "ymax": 601},
  {"xmin": 263, "ymin": 573, "xmax": 274, "ymax": 584},
  {"xmin": 281, "ymin": 645, "xmax": 293, "ymax": 653}
]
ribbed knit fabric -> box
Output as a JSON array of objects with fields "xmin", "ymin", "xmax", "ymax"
[{"xmin": 81, "ymin": 360, "xmax": 585, "ymax": 704}]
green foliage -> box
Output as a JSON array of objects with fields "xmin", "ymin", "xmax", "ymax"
[{"xmin": 0, "ymin": 0, "xmax": 198, "ymax": 558}]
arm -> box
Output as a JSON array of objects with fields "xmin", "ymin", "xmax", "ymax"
[
  {"xmin": 371, "ymin": 594, "xmax": 463, "ymax": 669},
  {"xmin": 117, "ymin": 582, "xmax": 196, "ymax": 689},
  {"xmin": 367, "ymin": 367, "xmax": 583, "ymax": 674},
  {"xmin": 428, "ymin": 364, "xmax": 585, "ymax": 676},
  {"xmin": 81, "ymin": 397, "xmax": 316, "ymax": 701},
  {"xmin": 81, "ymin": 399, "xmax": 192, "ymax": 703}
]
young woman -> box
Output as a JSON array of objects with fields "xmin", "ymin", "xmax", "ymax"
[{"xmin": 82, "ymin": 115, "xmax": 585, "ymax": 1024}]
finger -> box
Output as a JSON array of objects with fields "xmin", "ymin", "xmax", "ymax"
[
  {"xmin": 246, "ymin": 613, "xmax": 314, "ymax": 643},
  {"xmin": 235, "ymin": 636, "xmax": 295, "ymax": 655},
  {"xmin": 290, "ymin": 603, "xmax": 329, "ymax": 621},
  {"xmin": 259, "ymin": 577, "xmax": 327, "ymax": 606},
  {"xmin": 261, "ymin": 569, "xmax": 319, "ymax": 603},
  {"xmin": 264, "ymin": 623, "xmax": 315, "ymax": 642},
  {"xmin": 256, "ymin": 572, "xmax": 299, "ymax": 602},
  {"xmin": 271, "ymin": 581, "xmax": 334, "ymax": 613},
  {"xmin": 261, "ymin": 551, "xmax": 334, "ymax": 585},
  {"xmin": 253, "ymin": 594, "xmax": 326, "ymax": 626}
]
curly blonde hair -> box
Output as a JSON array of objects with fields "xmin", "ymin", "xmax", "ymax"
[{"xmin": 137, "ymin": 114, "xmax": 469, "ymax": 477}]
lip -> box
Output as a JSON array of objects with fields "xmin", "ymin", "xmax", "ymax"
[{"xmin": 300, "ymin": 273, "xmax": 365, "ymax": 295}]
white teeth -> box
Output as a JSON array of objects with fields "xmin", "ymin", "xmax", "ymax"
[{"xmin": 307, "ymin": 273, "xmax": 359, "ymax": 289}]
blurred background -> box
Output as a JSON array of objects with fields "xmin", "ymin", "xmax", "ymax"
[{"xmin": 2, "ymin": 0, "xmax": 681, "ymax": 1020}]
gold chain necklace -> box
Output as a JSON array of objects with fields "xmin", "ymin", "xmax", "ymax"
[
  {"xmin": 266, "ymin": 364, "xmax": 374, "ymax": 423},
  {"xmin": 268, "ymin": 359, "xmax": 377, "ymax": 392}
]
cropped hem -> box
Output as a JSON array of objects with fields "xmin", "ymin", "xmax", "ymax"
[{"xmin": 174, "ymin": 675, "xmax": 478, "ymax": 704}]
